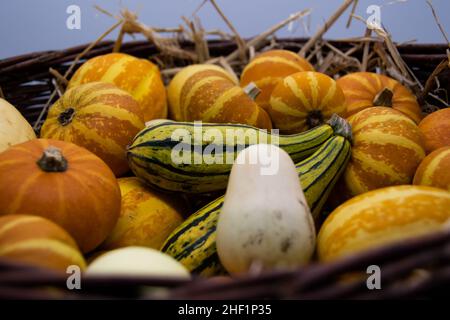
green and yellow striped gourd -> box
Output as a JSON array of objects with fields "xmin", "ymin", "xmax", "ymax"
[
  {"xmin": 161, "ymin": 135, "xmax": 352, "ymax": 276},
  {"xmin": 127, "ymin": 114, "xmax": 351, "ymax": 194}
]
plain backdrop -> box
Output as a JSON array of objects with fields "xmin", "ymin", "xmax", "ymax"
[{"xmin": 0, "ymin": 0, "xmax": 449, "ymax": 59}]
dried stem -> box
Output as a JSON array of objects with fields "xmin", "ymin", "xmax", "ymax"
[
  {"xmin": 426, "ymin": 0, "xmax": 450, "ymax": 46},
  {"xmin": 299, "ymin": 0, "xmax": 355, "ymax": 57},
  {"xmin": 33, "ymin": 19, "xmax": 124, "ymax": 130},
  {"xmin": 209, "ymin": 0, "xmax": 246, "ymax": 60},
  {"xmin": 221, "ymin": 9, "xmax": 311, "ymax": 63}
]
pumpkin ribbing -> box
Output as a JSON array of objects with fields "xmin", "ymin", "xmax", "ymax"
[
  {"xmin": 41, "ymin": 82, "xmax": 145, "ymax": 176},
  {"xmin": 68, "ymin": 53, "xmax": 167, "ymax": 121}
]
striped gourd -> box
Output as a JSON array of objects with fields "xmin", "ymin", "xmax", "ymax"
[
  {"xmin": 127, "ymin": 114, "xmax": 351, "ymax": 194},
  {"xmin": 344, "ymin": 107, "xmax": 426, "ymax": 196},
  {"xmin": 318, "ymin": 185, "xmax": 450, "ymax": 262},
  {"xmin": 240, "ymin": 50, "xmax": 314, "ymax": 110},
  {"xmin": 41, "ymin": 82, "xmax": 145, "ymax": 176},
  {"xmin": 336, "ymin": 72, "xmax": 422, "ymax": 124},
  {"xmin": 161, "ymin": 135, "xmax": 352, "ymax": 276},
  {"xmin": 168, "ymin": 64, "xmax": 238, "ymax": 120},
  {"xmin": 167, "ymin": 64, "xmax": 272, "ymax": 129},
  {"xmin": 0, "ymin": 215, "xmax": 86, "ymax": 271},
  {"xmin": 413, "ymin": 146, "xmax": 450, "ymax": 191},
  {"xmin": 269, "ymin": 71, "xmax": 347, "ymax": 134},
  {"xmin": 68, "ymin": 53, "xmax": 167, "ymax": 122}
]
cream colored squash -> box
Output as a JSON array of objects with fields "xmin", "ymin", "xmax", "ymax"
[
  {"xmin": 0, "ymin": 98, "xmax": 36, "ymax": 152},
  {"xmin": 216, "ymin": 144, "xmax": 316, "ymax": 274},
  {"xmin": 86, "ymin": 246, "xmax": 191, "ymax": 278}
]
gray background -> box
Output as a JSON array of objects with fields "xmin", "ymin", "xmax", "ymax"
[{"xmin": 1, "ymin": 0, "xmax": 449, "ymax": 59}]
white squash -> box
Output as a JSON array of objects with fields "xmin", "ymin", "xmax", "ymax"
[
  {"xmin": 216, "ymin": 144, "xmax": 316, "ymax": 274},
  {"xmin": 0, "ymin": 98, "xmax": 36, "ymax": 153},
  {"xmin": 86, "ymin": 246, "xmax": 190, "ymax": 278}
]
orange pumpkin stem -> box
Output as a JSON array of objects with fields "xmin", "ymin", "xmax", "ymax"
[
  {"xmin": 243, "ymin": 82, "xmax": 261, "ymax": 101},
  {"xmin": 36, "ymin": 146, "xmax": 68, "ymax": 172},
  {"xmin": 373, "ymin": 88, "xmax": 393, "ymax": 107},
  {"xmin": 58, "ymin": 108, "xmax": 76, "ymax": 126}
]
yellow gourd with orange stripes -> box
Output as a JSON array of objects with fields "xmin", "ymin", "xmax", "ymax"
[
  {"xmin": 318, "ymin": 185, "xmax": 450, "ymax": 261},
  {"xmin": 414, "ymin": 147, "xmax": 450, "ymax": 191},
  {"xmin": 101, "ymin": 177, "xmax": 185, "ymax": 250},
  {"xmin": 168, "ymin": 64, "xmax": 238, "ymax": 120},
  {"xmin": 343, "ymin": 107, "xmax": 425, "ymax": 196},
  {"xmin": 240, "ymin": 50, "xmax": 314, "ymax": 110},
  {"xmin": 269, "ymin": 71, "xmax": 346, "ymax": 133},
  {"xmin": 68, "ymin": 53, "xmax": 167, "ymax": 122},
  {"xmin": 337, "ymin": 72, "xmax": 422, "ymax": 124},
  {"xmin": 167, "ymin": 64, "xmax": 272, "ymax": 129},
  {"xmin": 0, "ymin": 214, "xmax": 86, "ymax": 271},
  {"xmin": 41, "ymin": 82, "xmax": 145, "ymax": 176}
]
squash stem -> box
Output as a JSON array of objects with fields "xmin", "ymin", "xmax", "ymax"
[
  {"xmin": 243, "ymin": 82, "xmax": 261, "ymax": 101},
  {"xmin": 36, "ymin": 146, "xmax": 68, "ymax": 172},
  {"xmin": 373, "ymin": 88, "xmax": 393, "ymax": 107},
  {"xmin": 327, "ymin": 114, "xmax": 353, "ymax": 144},
  {"xmin": 58, "ymin": 108, "xmax": 76, "ymax": 126}
]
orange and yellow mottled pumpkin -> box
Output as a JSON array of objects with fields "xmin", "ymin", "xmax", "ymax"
[
  {"xmin": 168, "ymin": 64, "xmax": 237, "ymax": 120},
  {"xmin": 269, "ymin": 71, "xmax": 346, "ymax": 133},
  {"xmin": 168, "ymin": 64, "xmax": 272, "ymax": 129},
  {"xmin": 337, "ymin": 72, "xmax": 422, "ymax": 124},
  {"xmin": 68, "ymin": 53, "xmax": 167, "ymax": 121},
  {"xmin": 0, "ymin": 214, "xmax": 86, "ymax": 271},
  {"xmin": 418, "ymin": 108, "xmax": 450, "ymax": 153},
  {"xmin": 413, "ymin": 146, "xmax": 450, "ymax": 191},
  {"xmin": 318, "ymin": 185, "xmax": 450, "ymax": 261},
  {"xmin": 101, "ymin": 177, "xmax": 185, "ymax": 250},
  {"xmin": 344, "ymin": 107, "xmax": 425, "ymax": 196},
  {"xmin": 41, "ymin": 82, "xmax": 145, "ymax": 176},
  {"xmin": 0, "ymin": 139, "xmax": 121, "ymax": 253},
  {"xmin": 240, "ymin": 50, "xmax": 314, "ymax": 110}
]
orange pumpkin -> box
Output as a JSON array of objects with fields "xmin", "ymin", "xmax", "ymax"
[
  {"xmin": 269, "ymin": 71, "xmax": 346, "ymax": 133},
  {"xmin": 0, "ymin": 214, "xmax": 86, "ymax": 271},
  {"xmin": 413, "ymin": 147, "xmax": 450, "ymax": 191},
  {"xmin": 168, "ymin": 64, "xmax": 272, "ymax": 129},
  {"xmin": 337, "ymin": 72, "xmax": 422, "ymax": 124},
  {"xmin": 418, "ymin": 108, "xmax": 450, "ymax": 153},
  {"xmin": 0, "ymin": 139, "xmax": 121, "ymax": 253},
  {"xmin": 240, "ymin": 50, "xmax": 314, "ymax": 110},
  {"xmin": 68, "ymin": 53, "xmax": 167, "ymax": 121},
  {"xmin": 41, "ymin": 82, "xmax": 145, "ymax": 176},
  {"xmin": 318, "ymin": 185, "xmax": 450, "ymax": 261},
  {"xmin": 344, "ymin": 107, "xmax": 426, "ymax": 196}
]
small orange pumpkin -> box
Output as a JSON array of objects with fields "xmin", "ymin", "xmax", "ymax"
[
  {"xmin": 413, "ymin": 146, "xmax": 450, "ymax": 191},
  {"xmin": 240, "ymin": 50, "xmax": 314, "ymax": 110},
  {"xmin": 269, "ymin": 71, "xmax": 346, "ymax": 133},
  {"xmin": 68, "ymin": 53, "xmax": 167, "ymax": 121},
  {"xmin": 168, "ymin": 64, "xmax": 272, "ymax": 129},
  {"xmin": 337, "ymin": 72, "xmax": 423, "ymax": 124},
  {"xmin": 418, "ymin": 108, "xmax": 450, "ymax": 153},
  {"xmin": 41, "ymin": 82, "xmax": 145, "ymax": 176},
  {"xmin": 0, "ymin": 214, "xmax": 86, "ymax": 271},
  {"xmin": 0, "ymin": 139, "xmax": 121, "ymax": 253},
  {"xmin": 344, "ymin": 107, "xmax": 425, "ymax": 196}
]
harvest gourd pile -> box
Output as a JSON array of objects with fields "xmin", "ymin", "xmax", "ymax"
[{"xmin": 1, "ymin": 49, "xmax": 450, "ymax": 280}]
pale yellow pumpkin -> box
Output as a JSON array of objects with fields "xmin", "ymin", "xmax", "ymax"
[{"xmin": 0, "ymin": 98, "xmax": 36, "ymax": 153}]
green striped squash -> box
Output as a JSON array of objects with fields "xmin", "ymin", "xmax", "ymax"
[
  {"xmin": 161, "ymin": 135, "xmax": 352, "ymax": 276},
  {"xmin": 127, "ymin": 115, "xmax": 351, "ymax": 194}
]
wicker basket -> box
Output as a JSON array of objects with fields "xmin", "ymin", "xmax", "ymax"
[{"xmin": 0, "ymin": 39, "xmax": 449, "ymax": 300}]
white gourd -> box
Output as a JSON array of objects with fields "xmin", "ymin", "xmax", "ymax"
[{"xmin": 216, "ymin": 144, "xmax": 316, "ymax": 274}]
